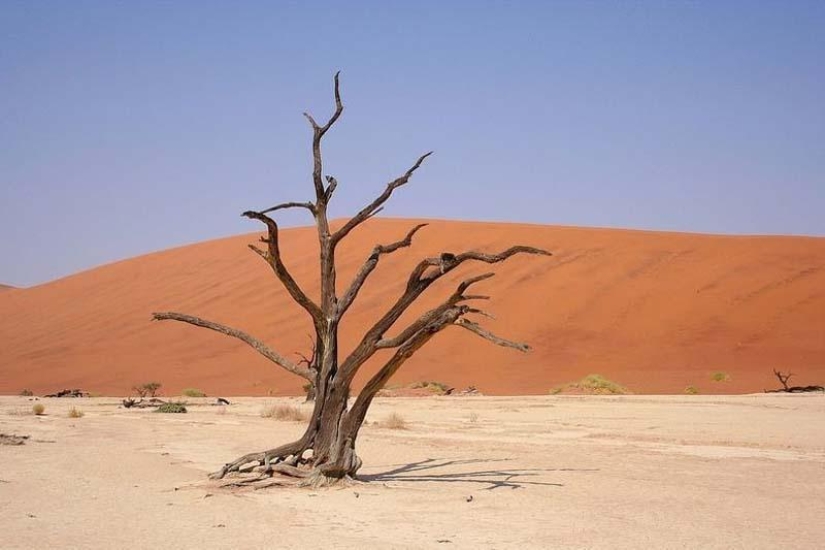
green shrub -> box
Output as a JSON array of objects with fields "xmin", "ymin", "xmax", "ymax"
[
  {"xmin": 181, "ymin": 388, "xmax": 206, "ymax": 398},
  {"xmin": 32, "ymin": 403, "xmax": 45, "ymax": 415},
  {"xmin": 19, "ymin": 389, "xmax": 33, "ymax": 397},
  {"xmin": 155, "ymin": 402, "xmax": 187, "ymax": 414},
  {"xmin": 710, "ymin": 372, "xmax": 730, "ymax": 382}
]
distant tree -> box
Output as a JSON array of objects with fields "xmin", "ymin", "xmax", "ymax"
[
  {"xmin": 153, "ymin": 74, "xmax": 551, "ymax": 487},
  {"xmin": 133, "ymin": 382, "xmax": 161, "ymax": 398}
]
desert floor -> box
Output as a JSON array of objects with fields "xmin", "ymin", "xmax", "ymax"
[{"xmin": 1, "ymin": 394, "xmax": 824, "ymax": 549}]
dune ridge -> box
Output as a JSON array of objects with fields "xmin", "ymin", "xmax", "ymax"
[{"xmin": 1, "ymin": 218, "xmax": 823, "ymax": 396}]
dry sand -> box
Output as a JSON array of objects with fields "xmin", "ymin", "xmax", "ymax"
[
  {"xmin": 1, "ymin": 394, "xmax": 823, "ymax": 549},
  {"xmin": 1, "ymin": 219, "xmax": 824, "ymax": 396}
]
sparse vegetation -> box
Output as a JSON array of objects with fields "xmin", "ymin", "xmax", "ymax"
[
  {"xmin": 32, "ymin": 403, "xmax": 45, "ymax": 415},
  {"xmin": 711, "ymin": 372, "xmax": 730, "ymax": 383},
  {"xmin": 684, "ymin": 385, "xmax": 699, "ymax": 395},
  {"xmin": 133, "ymin": 382, "xmax": 162, "ymax": 398},
  {"xmin": 19, "ymin": 389, "xmax": 33, "ymax": 396},
  {"xmin": 261, "ymin": 404, "xmax": 309, "ymax": 422},
  {"xmin": 551, "ymin": 374, "xmax": 629, "ymax": 395},
  {"xmin": 68, "ymin": 407, "xmax": 84, "ymax": 418},
  {"xmin": 181, "ymin": 388, "xmax": 207, "ymax": 398},
  {"xmin": 154, "ymin": 402, "xmax": 187, "ymax": 413},
  {"xmin": 378, "ymin": 412, "xmax": 408, "ymax": 430},
  {"xmin": 409, "ymin": 380, "xmax": 452, "ymax": 394}
]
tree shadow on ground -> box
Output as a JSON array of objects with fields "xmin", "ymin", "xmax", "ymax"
[{"xmin": 362, "ymin": 458, "xmax": 598, "ymax": 490}]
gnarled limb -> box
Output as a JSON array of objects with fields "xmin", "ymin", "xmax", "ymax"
[
  {"xmin": 259, "ymin": 201, "xmax": 317, "ymax": 216},
  {"xmin": 152, "ymin": 312, "xmax": 312, "ymax": 381},
  {"xmin": 375, "ymin": 272, "xmax": 496, "ymax": 350},
  {"xmin": 455, "ymin": 318, "xmax": 531, "ymax": 352},
  {"xmin": 340, "ymin": 246, "xmax": 551, "ymax": 380},
  {"xmin": 337, "ymin": 223, "xmax": 429, "ymax": 318},
  {"xmin": 303, "ymin": 71, "xmax": 343, "ymax": 201},
  {"xmin": 332, "ymin": 152, "xmax": 433, "ymax": 244},
  {"xmin": 209, "ymin": 438, "xmax": 307, "ymax": 480},
  {"xmin": 242, "ymin": 210, "xmax": 323, "ymax": 323}
]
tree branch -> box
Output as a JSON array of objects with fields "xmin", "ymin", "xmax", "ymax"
[
  {"xmin": 455, "ymin": 318, "xmax": 530, "ymax": 352},
  {"xmin": 332, "ymin": 152, "xmax": 433, "ymax": 244},
  {"xmin": 151, "ymin": 312, "xmax": 313, "ymax": 380},
  {"xmin": 259, "ymin": 201, "xmax": 317, "ymax": 216},
  {"xmin": 242, "ymin": 210, "xmax": 323, "ymax": 323},
  {"xmin": 338, "ymin": 245, "xmax": 550, "ymax": 380},
  {"xmin": 304, "ymin": 71, "xmax": 343, "ymax": 201},
  {"xmin": 337, "ymin": 223, "xmax": 428, "ymax": 319},
  {"xmin": 375, "ymin": 272, "xmax": 495, "ymax": 349}
]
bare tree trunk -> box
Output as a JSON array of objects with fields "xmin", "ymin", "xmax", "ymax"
[{"xmin": 153, "ymin": 73, "xmax": 551, "ymax": 486}]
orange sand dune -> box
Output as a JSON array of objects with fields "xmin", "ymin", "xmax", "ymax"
[{"xmin": 1, "ymin": 219, "xmax": 823, "ymax": 396}]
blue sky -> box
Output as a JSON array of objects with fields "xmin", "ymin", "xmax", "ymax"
[{"xmin": 1, "ymin": 1, "xmax": 823, "ymax": 286}]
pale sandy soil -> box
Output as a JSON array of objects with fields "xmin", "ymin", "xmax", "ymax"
[{"xmin": 1, "ymin": 394, "xmax": 824, "ymax": 549}]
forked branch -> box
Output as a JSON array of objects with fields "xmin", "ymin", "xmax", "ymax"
[
  {"xmin": 333, "ymin": 152, "xmax": 433, "ymax": 244},
  {"xmin": 303, "ymin": 71, "xmax": 343, "ymax": 201},
  {"xmin": 242, "ymin": 210, "xmax": 323, "ymax": 322},
  {"xmin": 339, "ymin": 244, "xmax": 550, "ymax": 380},
  {"xmin": 151, "ymin": 312, "xmax": 312, "ymax": 380},
  {"xmin": 337, "ymin": 223, "xmax": 428, "ymax": 318}
]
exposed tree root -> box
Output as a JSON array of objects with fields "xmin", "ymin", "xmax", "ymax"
[{"xmin": 210, "ymin": 441, "xmax": 363, "ymax": 490}]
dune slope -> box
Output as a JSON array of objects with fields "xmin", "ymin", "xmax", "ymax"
[{"xmin": 1, "ymin": 219, "xmax": 823, "ymax": 395}]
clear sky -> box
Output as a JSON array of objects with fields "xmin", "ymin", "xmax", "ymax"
[{"xmin": 1, "ymin": 1, "xmax": 823, "ymax": 287}]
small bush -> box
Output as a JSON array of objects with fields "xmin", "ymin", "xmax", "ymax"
[
  {"xmin": 19, "ymin": 389, "xmax": 33, "ymax": 397},
  {"xmin": 551, "ymin": 374, "xmax": 629, "ymax": 395},
  {"xmin": 155, "ymin": 402, "xmax": 187, "ymax": 414},
  {"xmin": 32, "ymin": 403, "xmax": 45, "ymax": 415},
  {"xmin": 378, "ymin": 412, "xmax": 408, "ymax": 430},
  {"xmin": 133, "ymin": 382, "xmax": 162, "ymax": 398},
  {"xmin": 684, "ymin": 385, "xmax": 699, "ymax": 395},
  {"xmin": 409, "ymin": 380, "xmax": 451, "ymax": 394},
  {"xmin": 181, "ymin": 388, "xmax": 206, "ymax": 398},
  {"xmin": 261, "ymin": 404, "xmax": 309, "ymax": 421},
  {"xmin": 711, "ymin": 372, "xmax": 730, "ymax": 382},
  {"xmin": 68, "ymin": 407, "xmax": 84, "ymax": 418}
]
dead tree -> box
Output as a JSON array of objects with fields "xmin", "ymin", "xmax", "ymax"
[
  {"xmin": 773, "ymin": 369, "xmax": 793, "ymax": 391},
  {"xmin": 152, "ymin": 73, "xmax": 551, "ymax": 486},
  {"xmin": 765, "ymin": 369, "xmax": 824, "ymax": 393}
]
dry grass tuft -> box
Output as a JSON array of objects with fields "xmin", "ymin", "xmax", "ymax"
[
  {"xmin": 67, "ymin": 407, "xmax": 84, "ymax": 418},
  {"xmin": 377, "ymin": 412, "xmax": 408, "ymax": 430},
  {"xmin": 261, "ymin": 404, "xmax": 309, "ymax": 422},
  {"xmin": 551, "ymin": 374, "xmax": 630, "ymax": 395},
  {"xmin": 32, "ymin": 403, "xmax": 45, "ymax": 416}
]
